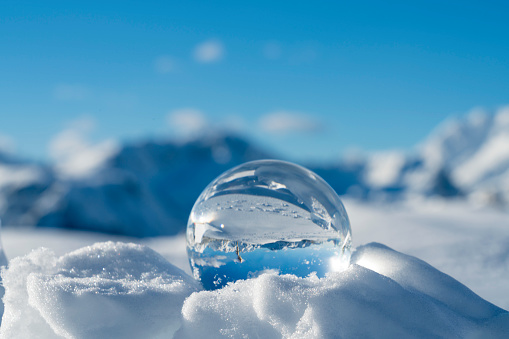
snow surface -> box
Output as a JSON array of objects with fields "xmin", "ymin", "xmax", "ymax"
[
  {"xmin": 2, "ymin": 198, "xmax": 508, "ymax": 307},
  {"xmin": 0, "ymin": 199, "xmax": 507, "ymax": 337},
  {"xmin": 347, "ymin": 199, "xmax": 509, "ymax": 310},
  {"xmin": 1, "ymin": 240, "xmax": 507, "ymax": 338},
  {"xmin": 0, "ymin": 242, "xmax": 200, "ymax": 339},
  {"xmin": 180, "ymin": 244, "xmax": 507, "ymax": 338}
]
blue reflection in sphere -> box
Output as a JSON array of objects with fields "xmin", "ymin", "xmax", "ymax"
[{"xmin": 187, "ymin": 160, "xmax": 352, "ymax": 290}]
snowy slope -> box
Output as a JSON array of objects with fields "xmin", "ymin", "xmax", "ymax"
[
  {"xmin": 0, "ymin": 155, "xmax": 55, "ymax": 227},
  {"xmin": 421, "ymin": 107, "xmax": 509, "ymax": 204},
  {"xmin": 346, "ymin": 107, "xmax": 509, "ymax": 203}
]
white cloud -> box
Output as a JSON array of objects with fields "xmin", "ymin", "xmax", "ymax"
[
  {"xmin": 0, "ymin": 134, "xmax": 16, "ymax": 154},
  {"xmin": 53, "ymin": 84, "xmax": 90, "ymax": 101},
  {"xmin": 154, "ymin": 56, "xmax": 177, "ymax": 74},
  {"xmin": 167, "ymin": 108, "xmax": 207, "ymax": 135},
  {"xmin": 48, "ymin": 116, "xmax": 118, "ymax": 178},
  {"xmin": 259, "ymin": 111, "xmax": 322, "ymax": 135},
  {"xmin": 193, "ymin": 40, "xmax": 224, "ymax": 63},
  {"xmin": 263, "ymin": 41, "xmax": 282, "ymax": 60}
]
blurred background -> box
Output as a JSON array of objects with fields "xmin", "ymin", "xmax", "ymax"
[{"xmin": 1, "ymin": 1, "xmax": 508, "ymax": 237}]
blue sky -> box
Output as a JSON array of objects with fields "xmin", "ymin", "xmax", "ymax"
[{"xmin": 1, "ymin": 1, "xmax": 508, "ymax": 162}]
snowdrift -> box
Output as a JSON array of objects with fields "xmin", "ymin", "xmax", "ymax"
[{"xmin": 1, "ymin": 242, "xmax": 507, "ymax": 338}]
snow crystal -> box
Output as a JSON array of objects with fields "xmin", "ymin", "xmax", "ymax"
[{"xmin": 0, "ymin": 242, "xmax": 200, "ymax": 339}]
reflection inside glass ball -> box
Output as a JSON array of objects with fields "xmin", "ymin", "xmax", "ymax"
[{"xmin": 186, "ymin": 160, "xmax": 352, "ymax": 290}]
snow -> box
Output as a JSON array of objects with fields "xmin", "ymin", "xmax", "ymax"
[
  {"xmin": 0, "ymin": 199, "xmax": 507, "ymax": 337},
  {"xmin": 0, "ymin": 165, "xmax": 45, "ymax": 190},
  {"xmin": 364, "ymin": 151, "xmax": 406, "ymax": 188},
  {"xmin": 454, "ymin": 132, "xmax": 509, "ymax": 186},
  {"xmin": 0, "ymin": 133, "xmax": 273, "ymax": 236},
  {"xmin": 48, "ymin": 117, "xmax": 119, "ymax": 179},
  {"xmin": 419, "ymin": 107, "xmax": 509, "ymax": 200},
  {"xmin": 0, "ymin": 222, "xmax": 7, "ymax": 321},
  {"xmin": 180, "ymin": 244, "xmax": 507, "ymax": 338},
  {"xmin": 0, "ymin": 107, "xmax": 508, "ymax": 336},
  {"xmin": 0, "ymin": 242, "xmax": 200, "ymax": 339},
  {"xmin": 2, "ymin": 108, "xmax": 509, "ymax": 237},
  {"xmin": 347, "ymin": 199, "xmax": 509, "ymax": 309},
  {"xmin": 1, "ymin": 228, "xmax": 190, "ymax": 276},
  {"xmin": 1, "ymin": 239, "xmax": 506, "ymax": 338},
  {"xmin": 420, "ymin": 109, "xmax": 494, "ymax": 170}
]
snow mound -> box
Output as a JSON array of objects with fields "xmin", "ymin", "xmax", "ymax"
[
  {"xmin": 179, "ymin": 243, "xmax": 507, "ymax": 338},
  {"xmin": 1, "ymin": 242, "xmax": 507, "ymax": 338},
  {"xmin": 352, "ymin": 243, "xmax": 505, "ymax": 321},
  {"xmin": 0, "ymin": 242, "xmax": 201, "ymax": 339}
]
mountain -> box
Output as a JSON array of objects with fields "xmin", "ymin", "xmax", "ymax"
[
  {"xmin": 418, "ymin": 108, "xmax": 509, "ymax": 205},
  {"xmin": 342, "ymin": 107, "xmax": 509, "ymax": 203},
  {"xmin": 0, "ymin": 151, "xmax": 55, "ymax": 227},
  {"xmin": 0, "ymin": 133, "xmax": 272, "ymax": 237},
  {"xmin": 0, "ymin": 108, "xmax": 508, "ymax": 237}
]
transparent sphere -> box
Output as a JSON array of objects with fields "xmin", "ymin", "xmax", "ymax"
[{"xmin": 186, "ymin": 160, "xmax": 352, "ymax": 290}]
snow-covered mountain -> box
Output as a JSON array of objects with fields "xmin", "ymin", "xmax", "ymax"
[
  {"xmin": 0, "ymin": 134, "xmax": 272, "ymax": 236},
  {"xmin": 353, "ymin": 107, "xmax": 509, "ymax": 203},
  {"xmin": 0, "ymin": 108, "xmax": 508, "ymax": 237},
  {"xmin": 0, "ymin": 152, "xmax": 55, "ymax": 228},
  {"xmin": 419, "ymin": 107, "xmax": 509, "ymax": 204}
]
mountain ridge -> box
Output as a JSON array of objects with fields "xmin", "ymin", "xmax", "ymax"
[{"xmin": 0, "ymin": 109, "xmax": 507, "ymax": 236}]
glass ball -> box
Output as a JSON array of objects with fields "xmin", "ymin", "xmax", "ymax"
[{"xmin": 186, "ymin": 160, "xmax": 352, "ymax": 289}]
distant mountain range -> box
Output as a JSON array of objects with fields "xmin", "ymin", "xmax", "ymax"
[{"xmin": 0, "ymin": 109, "xmax": 508, "ymax": 237}]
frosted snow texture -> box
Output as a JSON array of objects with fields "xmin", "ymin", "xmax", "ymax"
[
  {"xmin": 0, "ymin": 242, "xmax": 200, "ymax": 339},
  {"xmin": 1, "ymin": 241, "xmax": 507, "ymax": 338},
  {"xmin": 179, "ymin": 243, "xmax": 508, "ymax": 338},
  {"xmin": 187, "ymin": 160, "xmax": 352, "ymax": 289}
]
